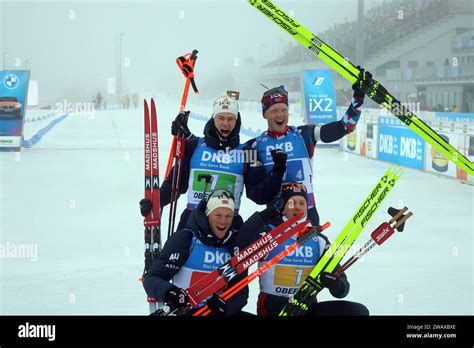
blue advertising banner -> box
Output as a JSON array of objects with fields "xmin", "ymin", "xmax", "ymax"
[
  {"xmin": 302, "ymin": 69, "xmax": 337, "ymax": 125},
  {"xmin": 0, "ymin": 70, "xmax": 30, "ymax": 150},
  {"xmin": 378, "ymin": 117, "xmax": 424, "ymax": 169},
  {"xmin": 435, "ymin": 112, "xmax": 474, "ymax": 123}
]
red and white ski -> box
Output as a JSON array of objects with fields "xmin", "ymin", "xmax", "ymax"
[{"xmin": 142, "ymin": 98, "xmax": 162, "ymax": 313}]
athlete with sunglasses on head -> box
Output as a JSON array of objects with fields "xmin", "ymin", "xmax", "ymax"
[{"xmin": 232, "ymin": 183, "xmax": 369, "ymax": 316}]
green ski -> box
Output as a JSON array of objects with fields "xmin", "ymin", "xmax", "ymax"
[
  {"xmin": 248, "ymin": 0, "xmax": 473, "ymax": 176},
  {"xmin": 279, "ymin": 165, "xmax": 403, "ymax": 316}
]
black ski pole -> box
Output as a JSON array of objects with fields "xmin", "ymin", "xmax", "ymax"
[{"xmin": 197, "ymin": 174, "xmax": 213, "ymax": 201}]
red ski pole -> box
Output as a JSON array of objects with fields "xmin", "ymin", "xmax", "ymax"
[
  {"xmin": 166, "ymin": 50, "xmax": 199, "ymax": 237},
  {"xmin": 164, "ymin": 50, "xmax": 199, "ymax": 178}
]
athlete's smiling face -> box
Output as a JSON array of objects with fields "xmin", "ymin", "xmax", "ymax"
[
  {"xmin": 208, "ymin": 207, "xmax": 234, "ymax": 239},
  {"xmin": 264, "ymin": 103, "xmax": 289, "ymax": 132},
  {"xmin": 283, "ymin": 195, "xmax": 308, "ymax": 219},
  {"xmin": 213, "ymin": 113, "xmax": 237, "ymax": 138}
]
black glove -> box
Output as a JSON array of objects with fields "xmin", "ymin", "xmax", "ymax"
[
  {"xmin": 259, "ymin": 206, "xmax": 281, "ymax": 223},
  {"xmin": 165, "ymin": 286, "xmax": 190, "ymax": 309},
  {"xmin": 352, "ymin": 66, "xmax": 372, "ymax": 99},
  {"xmin": 319, "ymin": 272, "xmax": 344, "ymax": 295},
  {"xmin": 171, "ymin": 111, "xmax": 191, "ymax": 137},
  {"xmin": 206, "ymin": 293, "xmax": 227, "ymax": 316},
  {"xmin": 139, "ymin": 198, "xmax": 152, "ymax": 217},
  {"xmin": 271, "ymin": 149, "xmax": 287, "ymax": 175}
]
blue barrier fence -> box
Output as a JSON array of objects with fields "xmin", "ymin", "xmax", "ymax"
[{"xmin": 22, "ymin": 113, "xmax": 68, "ymax": 148}]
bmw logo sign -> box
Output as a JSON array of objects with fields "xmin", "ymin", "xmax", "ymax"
[{"xmin": 3, "ymin": 73, "xmax": 20, "ymax": 90}]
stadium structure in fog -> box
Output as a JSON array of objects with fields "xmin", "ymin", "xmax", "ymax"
[{"xmin": 257, "ymin": 0, "xmax": 474, "ymax": 114}]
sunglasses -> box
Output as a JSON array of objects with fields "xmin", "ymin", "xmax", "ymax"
[
  {"xmin": 207, "ymin": 189, "xmax": 235, "ymax": 202},
  {"xmin": 282, "ymin": 182, "xmax": 307, "ymax": 192}
]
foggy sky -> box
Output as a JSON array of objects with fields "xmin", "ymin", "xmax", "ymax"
[{"xmin": 0, "ymin": 0, "xmax": 377, "ymax": 104}]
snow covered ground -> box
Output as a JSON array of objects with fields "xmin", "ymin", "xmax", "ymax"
[{"xmin": 1, "ymin": 96, "xmax": 472, "ymax": 315}]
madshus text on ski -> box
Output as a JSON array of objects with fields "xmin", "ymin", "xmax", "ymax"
[{"xmin": 137, "ymin": 0, "xmax": 423, "ymax": 316}]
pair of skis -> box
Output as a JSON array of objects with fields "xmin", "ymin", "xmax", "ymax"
[
  {"xmin": 248, "ymin": 0, "xmax": 473, "ymax": 176},
  {"xmin": 141, "ymin": 50, "xmax": 198, "ymax": 312},
  {"xmin": 155, "ymin": 213, "xmax": 314, "ymax": 316},
  {"xmin": 142, "ymin": 98, "xmax": 162, "ymax": 313},
  {"xmin": 279, "ymin": 165, "xmax": 403, "ymax": 315}
]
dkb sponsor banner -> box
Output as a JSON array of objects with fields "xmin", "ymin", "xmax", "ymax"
[{"xmin": 378, "ymin": 117, "xmax": 424, "ymax": 169}]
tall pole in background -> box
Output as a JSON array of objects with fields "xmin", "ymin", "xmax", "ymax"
[
  {"xmin": 118, "ymin": 33, "xmax": 124, "ymax": 106},
  {"xmin": 356, "ymin": 0, "xmax": 365, "ymax": 65},
  {"xmin": 115, "ymin": 37, "xmax": 119, "ymax": 105}
]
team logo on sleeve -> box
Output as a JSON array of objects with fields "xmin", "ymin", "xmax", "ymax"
[{"xmin": 169, "ymin": 253, "xmax": 180, "ymax": 261}]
